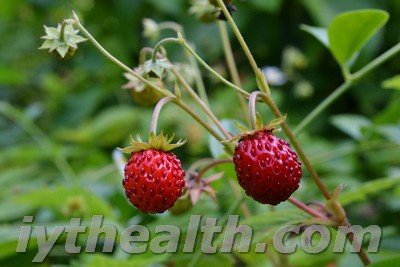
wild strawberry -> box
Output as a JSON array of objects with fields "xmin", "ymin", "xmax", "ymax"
[
  {"xmin": 121, "ymin": 133, "xmax": 186, "ymax": 213},
  {"xmin": 233, "ymin": 130, "xmax": 302, "ymax": 205}
]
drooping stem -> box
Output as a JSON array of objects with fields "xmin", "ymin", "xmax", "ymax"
[
  {"xmin": 218, "ymin": 21, "xmax": 249, "ymax": 123},
  {"xmin": 154, "ymin": 24, "xmax": 209, "ymax": 105},
  {"xmin": 172, "ymin": 69, "xmax": 232, "ymax": 139},
  {"xmin": 151, "ymin": 37, "xmax": 181, "ymax": 62},
  {"xmin": 249, "ymin": 91, "xmax": 261, "ymax": 130},
  {"xmin": 150, "ymin": 96, "xmax": 175, "ymax": 134},
  {"xmin": 72, "ymin": 16, "xmax": 234, "ymax": 153}
]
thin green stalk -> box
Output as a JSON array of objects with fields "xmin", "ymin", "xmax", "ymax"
[
  {"xmin": 294, "ymin": 82, "xmax": 352, "ymax": 135},
  {"xmin": 181, "ymin": 41, "xmax": 250, "ymax": 97},
  {"xmin": 172, "ymin": 69, "xmax": 232, "ymax": 139},
  {"xmin": 175, "ymin": 99, "xmax": 234, "ymax": 154},
  {"xmin": 295, "ymin": 42, "xmax": 400, "ymax": 134},
  {"xmin": 218, "ymin": 21, "xmax": 249, "ymax": 123},
  {"xmin": 351, "ymin": 42, "xmax": 400, "ymax": 81},
  {"xmin": 215, "ymin": 0, "xmax": 270, "ymax": 94},
  {"xmin": 151, "ymin": 37, "xmax": 181, "ymax": 62},
  {"xmin": 72, "ymin": 17, "xmax": 173, "ymax": 98},
  {"xmin": 72, "ymin": 16, "xmax": 234, "ymax": 153},
  {"xmin": 155, "ymin": 24, "xmax": 209, "ymax": 105},
  {"xmin": 213, "ymin": 5, "xmax": 370, "ymax": 264}
]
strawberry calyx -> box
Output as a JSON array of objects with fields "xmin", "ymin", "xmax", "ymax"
[
  {"xmin": 223, "ymin": 114, "xmax": 287, "ymax": 144},
  {"xmin": 119, "ymin": 132, "xmax": 186, "ymax": 153}
]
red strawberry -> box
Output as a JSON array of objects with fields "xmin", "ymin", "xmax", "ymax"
[
  {"xmin": 121, "ymin": 133, "xmax": 186, "ymax": 213},
  {"xmin": 233, "ymin": 130, "xmax": 302, "ymax": 205}
]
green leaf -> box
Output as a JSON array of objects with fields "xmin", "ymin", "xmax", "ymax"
[
  {"xmin": 328, "ymin": 9, "xmax": 389, "ymax": 66},
  {"xmin": 340, "ymin": 176, "xmax": 400, "ymax": 205},
  {"xmin": 300, "ymin": 25, "xmax": 329, "ymax": 48},
  {"xmin": 382, "ymin": 75, "xmax": 400, "ymax": 91},
  {"xmin": 330, "ymin": 114, "xmax": 371, "ymax": 140}
]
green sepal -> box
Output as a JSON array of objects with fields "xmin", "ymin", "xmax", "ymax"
[
  {"xmin": 141, "ymin": 58, "xmax": 173, "ymax": 79},
  {"xmin": 119, "ymin": 132, "xmax": 186, "ymax": 153}
]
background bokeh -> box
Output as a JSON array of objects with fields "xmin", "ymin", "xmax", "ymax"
[{"xmin": 1, "ymin": 0, "xmax": 400, "ymax": 266}]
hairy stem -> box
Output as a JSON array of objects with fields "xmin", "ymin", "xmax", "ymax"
[
  {"xmin": 181, "ymin": 41, "xmax": 250, "ymax": 97},
  {"xmin": 214, "ymin": 5, "xmax": 371, "ymax": 265},
  {"xmin": 73, "ymin": 17, "xmax": 234, "ymax": 153},
  {"xmin": 172, "ymin": 69, "xmax": 232, "ymax": 139},
  {"xmin": 150, "ymin": 96, "xmax": 175, "ymax": 134}
]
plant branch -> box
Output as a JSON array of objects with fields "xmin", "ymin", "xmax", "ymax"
[
  {"xmin": 172, "ymin": 69, "xmax": 232, "ymax": 139},
  {"xmin": 72, "ymin": 16, "xmax": 234, "ymax": 153},
  {"xmin": 181, "ymin": 40, "xmax": 250, "ymax": 97},
  {"xmin": 215, "ymin": 0, "xmax": 270, "ymax": 94},
  {"xmin": 295, "ymin": 42, "xmax": 400, "ymax": 134},
  {"xmin": 152, "ymin": 37, "xmax": 181, "ymax": 62}
]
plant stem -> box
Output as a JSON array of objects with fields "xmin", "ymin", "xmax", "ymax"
[
  {"xmin": 181, "ymin": 41, "xmax": 250, "ymax": 97},
  {"xmin": 155, "ymin": 24, "xmax": 210, "ymax": 105},
  {"xmin": 172, "ymin": 69, "xmax": 232, "ymax": 139},
  {"xmin": 152, "ymin": 37, "xmax": 182, "ymax": 62},
  {"xmin": 294, "ymin": 81, "xmax": 352, "ymax": 135},
  {"xmin": 218, "ymin": 21, "xmax": 249, "ymax": 123},
  {"xmin": 158, "ymin": 21, "xmax": 182, "ymax": 33},
  {"xmin": 150, "ymin": 96, "xmax": 175, "ymax": 134},
  {"xmin": 214, "ymin": 5, "xmax": 371, "ymax": 265},
  {"xmin": 295, "ymin": 42, "xmax": 400, "ymax": 134},
  {"xmin": 351, "ymin": 42, "xmax": 400, "ymax": 81},
  {"xmin": 249, "ymin": 91, "xmax": 261, "ymax": 129},
  {"xmin": 73, "ymin": 17, "xmax": 235, "ymax": 153},
  {"xmin": 288, "ymin": 197, "xmax": 327, "ymax": 219},
  {"xmin": 261, "ymin": 94, "xmax": 332, "ymax": 200},
  {"xmin": 215, "ymin": 0, "xmax": 270, "ymax": 95}
]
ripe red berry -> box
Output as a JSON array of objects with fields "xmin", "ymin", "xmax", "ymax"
[
  {"xmin": 123, "ymin": 149, "xmax": 185, "ymax": 213},
  {"xmin": 233, "ymin": 130, "xmax": 302, "ymax": 205}
]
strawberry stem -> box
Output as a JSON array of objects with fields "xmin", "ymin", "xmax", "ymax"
[
  {"xmin": 249, "ymin": 91, "xmax": 261, "ymax": 130},
  {"xmin": 150, "ymin": 96, "xmax": 175, "ymax": 134}
]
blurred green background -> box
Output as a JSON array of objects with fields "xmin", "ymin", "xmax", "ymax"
[{"xmin": 1, "ymin": 0, "xmax": 400, "ymax": 266}]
